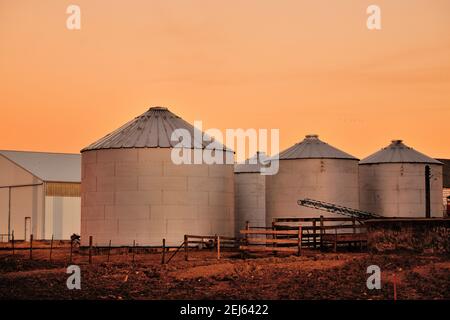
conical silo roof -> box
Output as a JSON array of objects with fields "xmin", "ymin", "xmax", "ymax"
[
  {"xmin": 234, "ymin": 151, "xmax": 269, "ymax": 173},
  {"xmin": 277, "ymin": 134, "xmax": 358, "ymax": 160},
  {"xmin": 360, "ymin": 140, "xmax": 443, "ymax": 165},
  {"xmin": 81, "ymin": 107, "xmax": 232, "ymax": 152}
]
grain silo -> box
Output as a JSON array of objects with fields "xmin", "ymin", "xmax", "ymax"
[
  {"xmin": 266, "ymin": 134, "xmax": 359, "ymax": 224},
  {"xmin": 359, "ymin": 140, "xmax": 443, "ymax": 217},
  {"xmin": 80, "ymin": 107, "xmax": 235, "ymax": 246},
  {"xmin": 234, "ymin": 152, "xmax": 267, "ymax": 236}
]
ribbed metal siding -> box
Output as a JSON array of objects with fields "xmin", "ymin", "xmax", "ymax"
[{"xmin": 45, "ymin": 182, "xmax": 81, "ymax": 197}]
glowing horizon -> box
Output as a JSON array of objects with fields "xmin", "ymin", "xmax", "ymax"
[{"xmin": 1, "ymin": 0, "xmax": 449, "ymax": 159}]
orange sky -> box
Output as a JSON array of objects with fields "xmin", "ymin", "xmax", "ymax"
[{"xmin": 1, "ymin": 0, "xmax": 449, "ymax": 159}]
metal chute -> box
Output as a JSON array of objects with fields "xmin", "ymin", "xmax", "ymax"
[{"xmin": 297, "ymin": 198, "xmax": 381, "ymax": 219}]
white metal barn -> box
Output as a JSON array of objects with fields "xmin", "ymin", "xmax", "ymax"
[
  {"xmin": 266, "ymin": 135, "xmax": 360, "ymax": 224},
  {"xmin": 234, "ymin": 152, "xmax": 267, "ymax": 236},
  {"xmin": 359, "ymin": 140, "xmax": 443, "ymax": 217},
  {"xmin": 80, "ymin": 107, "xmax": 235, "ymax": 247},
  {"xmin": 0, "ymin": 151, "xmax": 81, "ymax": 242}
]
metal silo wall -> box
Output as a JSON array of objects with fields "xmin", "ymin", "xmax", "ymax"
[
  {"xmin": 359, "ymin": 163, "xmax": 443, "ymax": 217},
  {"xmin": 81, "ymin": 148, "xmax": 235, "ymax": 246},
  {"xmin": 265, "ymin": 158, "xmax": 359, "ymax": 224},
  {"xmin": 234, "ymin": 173, "xmax": 266, "ymax": 237}
]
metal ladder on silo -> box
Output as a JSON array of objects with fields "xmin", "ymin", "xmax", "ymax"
[{"xmin": 297, "ymin": 198, "xmax": 382, "ymax": 219}]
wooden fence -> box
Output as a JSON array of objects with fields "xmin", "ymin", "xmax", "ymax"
[
  {"xmin": 240, "ymin": 225, "xmax": 303, "ymax": 256},
  {"xmin": 181, "ymin": 234, "xmax": 237, "ymax": 262},
  {"xmin": 272, "ymin": 216, "xmax": 367, "ymax": 252}
]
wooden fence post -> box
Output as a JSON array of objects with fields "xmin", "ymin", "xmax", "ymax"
[
  {"xmin": 216, "ymin": 235, "xmax": 221, "ymax": 260},
  {"xmin": 272, "ymin": 221, "xmax": 277, "ymax": 254},
  {"xmin": 184, "ymin": 235, "xmax": 188, "ymax": 261},
  {"xmin": 161, "ymin": 238, "xmax": 166, "ymax": 265},
  {"xmin": 297, "ymin": 226, "xmax": 302, "ymax": 256},
  {"xmin": 29, "ymin": 234, "xmax": 33, "ymax": 260},
  {"xmin": 49, "ymin": 234, "xmax": 54, "ymax": 262},
  {"xmin": 69, "ymin": 238, "xmax": 73, "ymax": 263},
  {"xmin": 107, "ymin": 240, "xmax": 111, "ymax": 262},
  {"xmin": 88, "ymin": 236, "xmax": 93, "ymax": 264},
  {"xmin": 245, "ymin": 221, "xmax": 249, "ymax": 242},
  {"xmin": 241, "ymin": 222, "xmax": 250, "ymax": 259},
  {"xmin": 312, "ymin": 219, "xmax": 317, "ymax": 249},
  {"xmin": 352, "ymin": 217, "xmax": 356, "ymax": 249},
  {"xmin": 334, "ymin": 228, "xmax": 338, "ymax": 253},
  {"xmin": 320, "ymin": 215, "xmax": 324, "ymax": 251},
  {"xmin": 11, "ymin": 231, "xmax": 15, "ymax": 256}
]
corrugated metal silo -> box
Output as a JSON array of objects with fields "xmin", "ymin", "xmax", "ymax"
[
  {"xmin": 234, "ymin": 152, "xmax": 266, "ymax": 236},
  {"xmin": 359, "ymin": 140, "xmax": 443, "ymax": 217},
  {"xmin": 80, "ymin": 107, "xmax": 235, "ymax": 246},
  {"xmin": 266, "ymin": 135, "xmax": 359, "ymax": 224}
]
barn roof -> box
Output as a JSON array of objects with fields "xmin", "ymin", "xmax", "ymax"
[
  {"xmin": 82, "ymin": 107, "xmax": 232, "ymax": 152},
  {"xmin": 360, "ymin": 140, "xmax": 443, "ymax": 165},
  {"xmin": 0, "ymin": 150, "xmax": 81, "ymax": 183},
  {"xmin": 277, "ymin": 135, "xmax": 358, "ymax": 160},
  {"xmin": 437, "ymin": 158, "xmax": 450, "ymax": 188}
]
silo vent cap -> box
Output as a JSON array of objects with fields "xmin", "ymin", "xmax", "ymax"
[
  {"xmin": 391, "ymin": 139, "xmax": 403, "ymax": 145},
  {"xmin": 149, "ymin": 106, "xmax": 168, "ymax": 111},
  {"xmin": 305, "ymin": 134, "xmax": 319, "ymax": 139}
]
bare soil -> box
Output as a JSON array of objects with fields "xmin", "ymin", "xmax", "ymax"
[{"xmin": 0, "ymin": 247, "xmax": 448, "ymax": 300}]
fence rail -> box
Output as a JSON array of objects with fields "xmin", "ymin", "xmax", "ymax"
[
  {"xmin": 182, "ymin": 234, "xmax": 239, "ymax": 262},
  {"xmin": 272, "ymin": 216, "xmax": 367, "ymax": 252},
  {"xmin": 240, "ymin": 226, "xmax": 303, "ymax": 256}
]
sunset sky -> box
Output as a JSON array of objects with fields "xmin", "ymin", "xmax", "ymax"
[{"xmin": 1, "ymin": 0, "xmax": 449, "ymax": 159}]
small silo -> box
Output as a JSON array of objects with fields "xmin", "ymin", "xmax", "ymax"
[
  {"xmin": 359, "ymin": 140, "xmax": 443, "ymax": 217},
  {"xmin": 80, "ymin": 107, "xmax": 235, "ymax": 246},
  {"xmin": 234, "ymin": 152, "xmax": 267, "ymax": 236},
  {"xmin": 266, "ymin": 135, "xmax": 359, "ymax": 223}
]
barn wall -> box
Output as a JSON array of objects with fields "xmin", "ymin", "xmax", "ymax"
[
  {"xmin": 44, "ymin": 196, "xmax": 81, "ymax": 240},
  {"xmin": 0, "ymin": 155, "xmax": 40, "ymax": 186},
  {"xmin": 0, "ymin": 189, "xmax": 9, "ymax": 242},
  {"xmin": 0, "ymin": 156, "xmax": 45, "ymax": 240},
  {"xmin": 9, "ymin": 185, "xmax": 44, "ymax": 240}
]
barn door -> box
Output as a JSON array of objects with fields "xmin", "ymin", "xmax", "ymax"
[{"xmin": 24, "ymin": 217, "xmax": 31, "ymax": 241}]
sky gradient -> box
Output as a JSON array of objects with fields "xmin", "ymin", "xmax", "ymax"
[{"xmin": 1, "ymin": 0, "xmax": 449, "ymax": 159}]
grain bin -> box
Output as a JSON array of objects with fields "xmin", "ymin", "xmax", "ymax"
[
  {"xmin": 359, "ymin": 140, "xmax": 443, "ymax": 217},
  {"xmin": 266, "ymin": 135, "xmax": 359, "ymax": 224},
  {"xmin": 80, "ymin": 107, "xmax": 234, "ymax": 246},
  {"xmin": 234, "ymin": 152, "xmax": 267, "ymax": 236}
]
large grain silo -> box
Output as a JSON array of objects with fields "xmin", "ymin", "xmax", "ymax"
[
  {"xmin": 266, "ymin": 135, "xmax": 359, "ymax": 224},
  {"xmin": 359, "ymin": 140, "xmax": 443, "ymax": 217},
  {"xmin": 234, "ymin": 152, "xmax": 267, "ymax": 236},
  {"xmin": 80, "ymin": 107, "xmax": 235, "ymax": 246}
]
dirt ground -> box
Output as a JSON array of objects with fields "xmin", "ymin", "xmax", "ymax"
[{"xmin": 0, "ymin": 246, "xmax": 449, "ymax": 300}]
